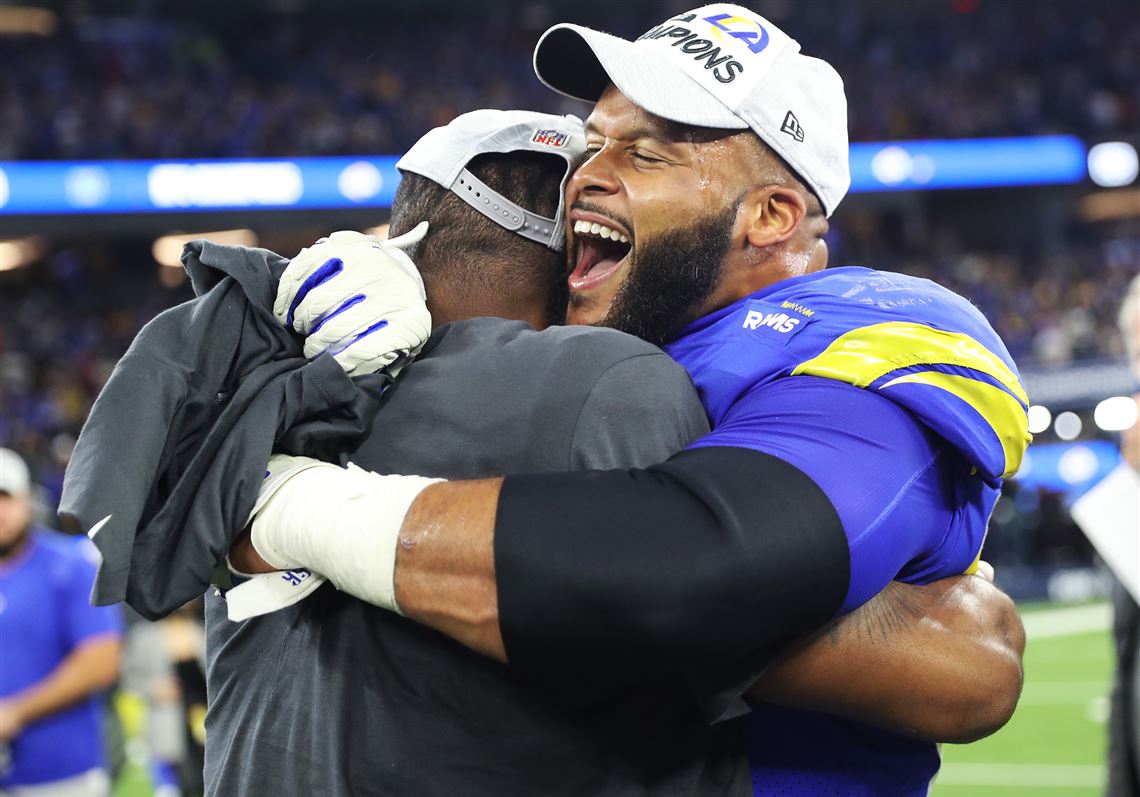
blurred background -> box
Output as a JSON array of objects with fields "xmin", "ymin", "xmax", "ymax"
[{"xmin": 0, "ymin": 0, "xmax": 1137, "ymax": 795}]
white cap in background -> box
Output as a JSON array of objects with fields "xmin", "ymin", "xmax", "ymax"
[{"xmin": 0, "ymin": 447, "xmax": 31, "ymax": 496}]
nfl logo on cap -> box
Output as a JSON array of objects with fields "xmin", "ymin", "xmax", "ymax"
[{"xmin": 532, "ymin": 129, "xmax": 571, "ymax": 148}]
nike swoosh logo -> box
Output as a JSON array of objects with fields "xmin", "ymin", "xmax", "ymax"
[{"xmin": 87, "ymin": 514, "xmax": 113, "ymax": 539}]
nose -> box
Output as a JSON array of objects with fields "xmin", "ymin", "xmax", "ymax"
[{"xmin": 568, "ymin": 145, "xmax": 621, "ymax": 203}]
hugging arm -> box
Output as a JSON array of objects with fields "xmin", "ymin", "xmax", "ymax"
[
  {"xmin": 750, "ymin": 576, "xmax": 1025, "ymax": 742},
  {"xmin": 391, "ymin": 480, "xmax": 1025, "ymax": 739},
  {"xmin": 393, "ymin": 472, "xmax": 1024, "ymax": 740}
]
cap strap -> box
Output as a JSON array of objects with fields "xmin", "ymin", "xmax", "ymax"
[{"xmin": 451, "ymin": 169, "xmax": 563, "ymax": 251}]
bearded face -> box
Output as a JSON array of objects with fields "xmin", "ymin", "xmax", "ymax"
[
  {"xmin": 568, "ymin": 198, "xmax": 739, "ymax": 345},
  {"xmin": 562, "ymin": 87, "xmax": 773, "ymax": 343}
]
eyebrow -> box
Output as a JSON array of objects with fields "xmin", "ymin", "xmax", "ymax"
[{"xmin": 584, "ymin": 119, "xmax": 675, "ymax": 145}]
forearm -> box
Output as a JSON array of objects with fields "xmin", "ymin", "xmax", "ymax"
[
  {"xmin": 749, "ymin": 577, "xmax": 1025, "ymax": 743},
  {"xmin": 394, "ymin": 478, "xmax": 505, "ymax": 661},
  {"xmin": 9, "ymin": 636, "xmax": 122, "ymax": 726},
  {"xmin": 392, "ymin": 447, "xmax": 849, "ymax": 705},
  {"xmin": 244, "ymin": 447, "xmax": 848, "ymax": 708}
]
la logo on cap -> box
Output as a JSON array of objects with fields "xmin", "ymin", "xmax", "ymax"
[
  {"xmin": 635, "ymin": 3, "xmax": 797, "ymax": 104},
  {"xmin": 702, "ymin": 11, "xmax": 770, "ymax": 54}
]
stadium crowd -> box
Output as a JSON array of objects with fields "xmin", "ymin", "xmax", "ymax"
[
  {"xmin": 1, "ymin": 4, "xmax": 1134, "ymax": 794},
  {"xmin": 848, "ymin": 236, "xmax": 1139, "ymax": 366},
  {"xmin": 1, "ymin": 0, "xmax": 1137, "ymax": 161}
]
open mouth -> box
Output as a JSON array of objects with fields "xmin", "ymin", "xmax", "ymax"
[{"xmin": 568, "ymin": 218, "xmax": 633, "ymax": 292}]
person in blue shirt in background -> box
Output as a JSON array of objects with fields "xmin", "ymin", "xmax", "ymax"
[{"xmin": 0, "ymin": 447, "xmax": 123, "ymax": 797}]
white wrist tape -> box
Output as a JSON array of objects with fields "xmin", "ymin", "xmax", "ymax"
[
  {"xmin": 224, "ymin": 567, "xmax": 328, "ymax": 622},
  {"xmin": 250, "ymin": 455, "xmax": 442, "ymax": 614}
]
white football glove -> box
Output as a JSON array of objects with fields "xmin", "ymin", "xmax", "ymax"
[{"xmin": 275, "ymin": 223, "xmax": 432, "ymax": 376}]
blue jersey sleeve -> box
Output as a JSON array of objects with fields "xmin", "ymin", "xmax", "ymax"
[
  {"xmin": 61, "ymin": 541, "xmax": 124, "ymax": 649},
  {"xmin": 689, "ymin": 375, "xmax": 986, "ymax": 613}
]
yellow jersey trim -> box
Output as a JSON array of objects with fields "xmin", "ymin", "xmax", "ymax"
[
  {"xmin": 880, "ymin": 372, "xmax": 1030, "ymax": 477},
  {"xmin": 791, "ymin": 322, "xmax": 1031, "ymax": 478},
  {"xmin": 791, "ymin": 322, "xmax": 1028, "ymax": 405}
]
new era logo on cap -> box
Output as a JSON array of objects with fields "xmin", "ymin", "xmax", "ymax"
[{"xmin": 780, "ymin": 110, "xmax": 804, "ymax": 142}]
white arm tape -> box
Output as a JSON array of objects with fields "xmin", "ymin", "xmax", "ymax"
[{"xmin": 250, "ymin": 455, "xmax": 443, "ymax": 614}]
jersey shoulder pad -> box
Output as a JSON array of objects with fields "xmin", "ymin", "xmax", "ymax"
[{"xmin": 772, "ymin": 268, "xmax": 1031, "ymax": 484}]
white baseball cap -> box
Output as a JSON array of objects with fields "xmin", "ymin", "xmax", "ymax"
[
  {"xmin": 397, "ymin": 109, "xmax": 587, "ymax": 252},
  {"xmin": 0, "ymin": 447, "xmax": 31, "ymax": 496},
  {"xmin": 532, "ymin": 3, "xmax": 850, "ymax": 216}
]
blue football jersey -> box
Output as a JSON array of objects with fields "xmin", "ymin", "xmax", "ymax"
[
  {"xmin": 0, "ymin": 530, "xmax": 123, "ymax": 787},
  {"xmin": 664, "ymin": 266, "xmax": 1030, "ymax": 796}
]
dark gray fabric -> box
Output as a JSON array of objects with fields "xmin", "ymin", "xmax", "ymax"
[
  {"xmin": 59, "ymin": 241, "xmax": 389, "ymax": 620},
  {"xmin": 1108, "ymin": 578, "xmax": 1140, "ymax": 797},
  {"xmin": 495, "ymin": 446, "xmax": 850, "ymax": 725},
  {"xmin": 203, "ymin": 318, "xmax": 750, "ymax": 797},
  {"xmin": 348, "ymin": 317, "xmax": 710, "ymax": 476}
]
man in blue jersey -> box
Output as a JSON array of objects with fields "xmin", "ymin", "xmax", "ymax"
[
  {"xmin": 0, "ymin": 448, "xmax": 123, "ymax": 797},
  {"xmin": 235, "ymin": 5, "xmax": 1029, "ymax": 794}
]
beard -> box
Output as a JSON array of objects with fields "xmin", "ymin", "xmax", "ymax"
[
  {"xmin": 0, "ymin": 525, "xmax": 30, "ymax": 559},
  {"xmin": 595, "ymin": 199, "xmax": 740, "ymax": 346}
]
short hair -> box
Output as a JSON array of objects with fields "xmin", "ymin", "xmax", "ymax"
[
  {"xmin": 388, "ymin": 151, "xmax": 567, "ymax": 293},
  {"xmin": 743, "ymin": 133, "xmax": 825, "ymax": 220}
]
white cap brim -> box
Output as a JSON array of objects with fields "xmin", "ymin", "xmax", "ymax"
[{"xmin": 534, "ymin": 24, "xmax": 748, "ymax": 131}]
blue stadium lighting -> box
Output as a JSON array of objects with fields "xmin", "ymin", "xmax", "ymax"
[
  {"xmin": 0, "ymin": 136, "xmax": 1089, "ymax": 216},
  {"xmin": 1011, "ymin": 439, "xmax": 1121, "ymax": 496},
  {"xmin": 0, "ymin": 156, "xmax": 402, "ymax": 215},
  {"xmin": 1087, "ymin": 141, "xmax": 1140, "ymax": 187},
  {"xmin": 849, "ymin": 135, "xmax": 1088, "ymax": 191}
]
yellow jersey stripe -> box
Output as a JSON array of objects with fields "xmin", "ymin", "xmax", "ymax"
[
  {"xmin": 963, "ymin": 551, "xmax": 982, "ymax": 576},
  {"xmin": 790, "ymin": 322, "xmax": 1030, "ymax": 407},
  {"xmin": 879, "ymin": 371, "xmax": 1031, "ymax": 477}
]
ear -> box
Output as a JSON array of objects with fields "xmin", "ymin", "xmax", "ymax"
[{"xmin": 740, "ymin": 185, "xmax": 808, "ymax": 249}]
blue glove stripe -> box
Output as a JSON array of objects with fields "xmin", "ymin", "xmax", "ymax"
[
  {"xmin": 310, "ymin": 294, "xmax": 366, "ymax": 336},
  {"xmin": 330, "ymin": 319, "xmax": 390, "ymax": 357},
  {"xmin": 286, "ymin": 257, "xmax": 344, "ymax": 328}
]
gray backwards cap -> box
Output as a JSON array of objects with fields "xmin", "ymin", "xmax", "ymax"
[{"xmin": 396, "ymin": 109, "xmax": 586, "ymax": 252}]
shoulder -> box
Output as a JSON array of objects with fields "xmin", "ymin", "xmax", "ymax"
[
  {"xmin": 450, "ymin": 317, "xmax": 663, "ymax": 356},
  {"xmin": 725, "ymin": 266, "xmax": 1019, "ymax": 396},
  {"xmin": 31, "ymin": 528, "xmax": 94, "ymax": 557},
  {"xmin": 29, "ymin": 529, "xmax": 100, "ymax": 578},
  {"xmin": 375, "ymin": 319, "xmax": 702, "ymax": 472},
  {"xmin": 433, "ymin": 318, "xmax": 684, "ymax": 380},
  {"xmin": 767, "ymin": 269, "xmax": 1028, "ymax": 483},
  {"xmin": 427, "ymin": 320, "xmax": 704, "ymax": 470},
  {"xmin": 770, "ymin": 267, "xmax": 1005, "ymax": 346}
]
